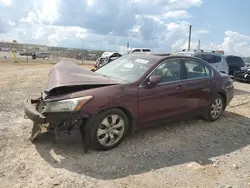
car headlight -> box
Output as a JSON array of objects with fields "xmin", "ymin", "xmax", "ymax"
[{"xmin": 43, "ymin": 96, "xmax": 93, "ymax": 113}]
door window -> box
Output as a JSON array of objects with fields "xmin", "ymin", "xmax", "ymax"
[
  {"xmin": 132, "ymin": 49, "xmax": 141, "ymax": 53},
  {"xmin": 184, "ymin": 60, "xmax": 212, "ymax": 79},
  {"xmin": 151, "ymin": 60, "xmax": 182, "ymax": 83},
  {"xmin": 226, "ymin": 56, "xmax": 245, "ymax": 67}
]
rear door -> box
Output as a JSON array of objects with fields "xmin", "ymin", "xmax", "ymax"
[
  {"xmin": 137, "ymin": 59, "xmax": 188, "ymax": 124},
  {"xmin": 182, "ymin": 59, "xmax": 216, "ymax": 111}
]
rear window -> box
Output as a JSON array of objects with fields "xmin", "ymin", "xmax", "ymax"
[
  {"xmin": 142, "ymin": 49, "xmax": 151, "ymax": 52},
  {"xmin": 226, "ymin": 56, "xmax": 245, "ymax": 67},
  {"xmin": 195, "ymin": 54, "xmax": 221, "ymax": 64}
]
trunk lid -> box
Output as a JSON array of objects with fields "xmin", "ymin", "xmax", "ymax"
[{"xmin": 45, "ymin": 61, "xmax": 120, "ymax": 92}]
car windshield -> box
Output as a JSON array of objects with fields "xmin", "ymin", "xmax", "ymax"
[{"xmin": 95, "ymin": 55, "xmax": 153, "ymax": 82}]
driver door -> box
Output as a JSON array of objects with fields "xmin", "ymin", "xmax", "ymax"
[{"xmin": 137, "ymin": 59, "xmax": 188, "ymax": 125}]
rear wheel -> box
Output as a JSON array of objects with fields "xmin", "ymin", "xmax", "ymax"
[
  {"xmin": 89, "ymin": 108, "xmax": 129, "ymax": 150},
  {"xmin": 203, "ymin": 94, "xmax": 224, "ymax": 121}
]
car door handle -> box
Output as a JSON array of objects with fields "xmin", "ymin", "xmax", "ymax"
[
  {"xmin": 176, "ymin": 85, "xmax": 183, "ymax": 90},
  {"xmin": 208, "ymin": 80, "xmax": 216, "ymax": 83},
  {"xmin": 202, "ymin": 88, "xmax": 211, "ymax": 92}
]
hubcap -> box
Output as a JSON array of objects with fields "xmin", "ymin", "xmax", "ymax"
[
  {"xmin": 211, "ymin": 98, "xmax": 223, "ymax": 119},
  {"xmin": 97, "ymin": 114, "xmax": 125, "ymax": 147}
]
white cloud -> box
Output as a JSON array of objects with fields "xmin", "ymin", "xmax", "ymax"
[
  {"xmin": 1, "ymin": 0, "xmax": 250, "ymax": 56},
  {"xmin": 178, "ymin": 31, "xmax": 250, "ymax": 56},
  {"xmin": 196, "ymin": 29, "xmax": 210, "ymax": 34},
  {"xmin": 220, "ymin": 31, "xmax": 250, "ymax": 56},
  {"xmin": 8, "ymin": 21, "xmax": 15, "ymax": 26},
  {"xmin": 37, "ymin": 0, "xmax": 60, "ymax": 24},
  {"xmin": 0, "ymin": 0, "xmax": 11, "ymax": 6},
  {"xmin": 166, "ymin": 0, "xmax": 203, "ymax": 9},
  {"xmin": 20, "ymin": 0, "xmax": 60, "ymax": 24},
  {"xmin": 164, "ymin": 10, "xmax": 192, "ymax": 19},
  {"xmin": 20, "ymin": 12, "xmax": 38, "ymax": 24}
]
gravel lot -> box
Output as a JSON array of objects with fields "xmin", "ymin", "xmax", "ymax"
[{"xmin": 1, "ymin": 61, "xmax": 250, "ymax": 188}]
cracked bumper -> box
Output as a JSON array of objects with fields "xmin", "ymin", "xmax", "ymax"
[{"xmin": 24, "ymin": 98, "xmax": 46, "ymax": 124}]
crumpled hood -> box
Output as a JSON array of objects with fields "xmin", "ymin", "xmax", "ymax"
[{"xmin": 45, "ymin": 61, "xmax": 120, "ymax": 92}]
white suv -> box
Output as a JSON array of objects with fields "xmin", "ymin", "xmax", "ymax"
[
  {"xmin": 174, "ymin": 51, "xmax": 229, "ymax": 74},
  {"xmin": 119, "ymin": 48, "xmax": 151, "ymax": 55}
]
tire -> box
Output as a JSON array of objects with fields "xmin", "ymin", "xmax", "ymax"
[
  {"xmin": 88, "ymin": 108, "xmax": 129, "ymax": 151},
  {"xmin": 203, "ymin": 94, "xmax": 224, "ymax": 122}
]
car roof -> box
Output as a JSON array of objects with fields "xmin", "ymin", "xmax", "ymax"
[
  {"xmin": 193, "ymin": 51, "xmax": 223, "ymax": 56},
  {"xmin": 131, "ymin": 48, "xmax": 151, "ymax": 50},
  {"xmin": 174, "ymin": 51, "xmax": 223, "ymax": 56},
  {"xmin": 225, "ymin": 55, "xmax": 243, "ymax": 58},
  {"xmin": 127, "ymin": 53, "xmax": 205, "ymax": 65}
]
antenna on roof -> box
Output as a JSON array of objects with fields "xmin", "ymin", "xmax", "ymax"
[
  {"xmin": 198, "ymin": 39, "xmax": 200, "ymax": 52},
  {"xmin": 188, "ymin": 25, "xmax": 192, "ymax": 51},
  {"xmin": 127, "ymin": 42, "xmax": 129, "ymax": 49}
]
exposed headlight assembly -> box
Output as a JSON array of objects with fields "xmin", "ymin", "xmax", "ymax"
[{"xmin": 43, "ymin": 96, "xmax": 93, "ymax": 113}]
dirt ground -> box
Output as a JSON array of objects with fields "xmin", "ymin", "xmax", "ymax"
[{"xmin": 1, "ymin": 61, "xmax": 250, "ymax": 188}]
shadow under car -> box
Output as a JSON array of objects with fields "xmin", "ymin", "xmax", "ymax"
[{"xmin": 33, "ymin": 111, "xmax": 250, "ymax": 180}]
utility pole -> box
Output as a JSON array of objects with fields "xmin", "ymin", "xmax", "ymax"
[
  {"xmin": 188, "ymin": 25, "xmax": 192, "ymax": 51},
  {"xmin": 56, "ymin": 47, "xmax": 58, "ymax": 63},
  {"xmin": 127, "ymin": 42, "xmax": 129, "ymax": 49},
  {"xmin": 81, "ymin": 39, "xmax": 84, "ymax": 64},
  {"xmin": 26, "ymin": 44, "xmax": 28, "ymax": 62},
  {"xmin": 198, "ymin": 39, "xmax": 200, "ymax": 52}
]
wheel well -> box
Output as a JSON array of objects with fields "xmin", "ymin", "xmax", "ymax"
[
  {"xmin": 218, "ymin": 92, "xmax": 227, "ymax": 109},
  {"xmin": 115, "ymin": 107, "xmax": 135, "ymax": 135}
]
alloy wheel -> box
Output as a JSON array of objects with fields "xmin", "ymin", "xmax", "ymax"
[
  {"xmin": 210, "ymin": 98, "xmax": 223, "ymax": 119},
  {"xmin": 97, "ymin": 114, "xmax": 125, "ymax": 147}
]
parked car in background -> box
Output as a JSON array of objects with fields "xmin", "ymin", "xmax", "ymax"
[
  {"xmin": 225, "ymin": 55, "xmax": 245, "ymax": 76},
  {"xmin": 75, "ymin": 53, "xmax": 83, "ymax": 60},
  {"xmin": 32, "ymin": 52, "xmax": 51, "ymax": 59},
  {"xmin": 95, "ymin": 52, "xmax": 122, "ymax": 68},
  {"xmin": 119, "ymin": 48, "xmax": 151, "ymax": 55},
  {"xmin": 95, "ymin": 48, "xmax": 152, "ymax": 68},
  {"xmin": 174, "ymin": 50, "xmax": 229, "ymax": 74},
  {"xmin": 233, "ymin": 66, "xmax": 250, "ymax": 82},
  {"xmin": 20, "ymin": 52, "xmax": 34, "ymax": 56},
  {"xmin": 24, "ymin": 53, "xmax": 234, "ymax": 151}
]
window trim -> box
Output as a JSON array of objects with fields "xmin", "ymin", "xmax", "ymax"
[
  {"xmin": 139, "ymin": 58, "xmax": 215, "ymax": 88},
  {"xmin": 132, "ymin": 49, "xmax": 141, "ymax": 53},
  {"xmin": 183, "ymin": 59, "xmax": 214, "ymax": 81},
  {"xmin": 139, "ymin": 58, "xmax": 184, "ymax": 88}
]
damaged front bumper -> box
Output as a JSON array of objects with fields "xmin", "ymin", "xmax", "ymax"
[
  {"xmin": 24, "ymin": 98, "xmax": 49, "ymax": 141},
  {"xmin": 24, "ymin": 97, "xmax": 85, "ymax": 142},
  {"xmin": 24, "ymin": 98, "xmax": 46, "ymax": 124}
]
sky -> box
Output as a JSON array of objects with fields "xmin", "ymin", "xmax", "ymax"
[{"xmin": 0, "ymin": 0, "xmax": 250, "ymax": 56}]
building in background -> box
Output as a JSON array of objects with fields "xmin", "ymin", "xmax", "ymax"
[{"xmin": 0, "ymin": 41, "xmax": 48, "ymax": 53}]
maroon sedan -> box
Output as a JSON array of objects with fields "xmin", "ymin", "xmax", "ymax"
[{"xmin": 24, "ymin": 53, "xmax": 234, "ymax": 151}]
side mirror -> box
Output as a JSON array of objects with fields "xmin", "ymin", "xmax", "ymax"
[{"xmin": 147, "ymin": 75, "xmax": 161, "ymax": 87}]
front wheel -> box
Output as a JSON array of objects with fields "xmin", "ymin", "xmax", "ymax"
[
  {"xmin": 89, "ymin": 108, "xmax": 129, "ymax": 151},
  {"xmin": 203, "ymin": 94, "xmax": 224, "ymax": 121}
]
